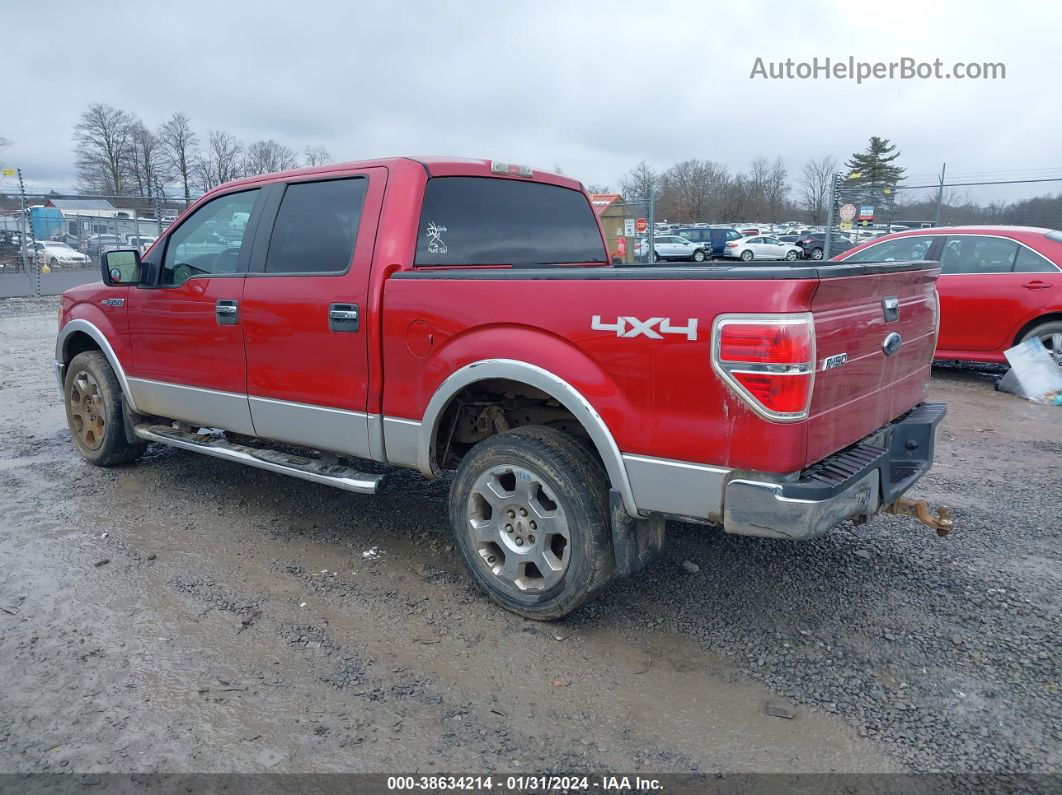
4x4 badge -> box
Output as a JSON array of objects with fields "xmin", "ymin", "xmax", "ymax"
[{"xmin": 591, "ymin": 315, "xmax": 698, "ymax": 340}]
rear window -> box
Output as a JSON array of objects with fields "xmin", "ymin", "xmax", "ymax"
[{"xmin": 414, "ymin": 177, "xmax": 605, "ymax": 266}]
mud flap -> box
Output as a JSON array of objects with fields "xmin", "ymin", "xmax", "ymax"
[
  {"xmin": 610, "ymin": 490, "xmax": 667, "ymax": 577},
  {"xmin": 122, "ymin": 396, "xmax": 144, "ymax": 446}
]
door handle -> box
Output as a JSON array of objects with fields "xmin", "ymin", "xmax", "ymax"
[
  {"xmin": 1022, "ymin": 281, "xmax": 1050, "ymax": 290},
  {"xmin": 215, "ymin": 299, "xmax": 239, "ymax": 325},
  {"xmin": 329, "ymin": 303, "xmax": 359, "ymax": 332}
]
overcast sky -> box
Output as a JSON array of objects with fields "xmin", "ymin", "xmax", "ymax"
[{"xmin": 3, "ymin": 0, "xmax": 1061, "ymax": 204}]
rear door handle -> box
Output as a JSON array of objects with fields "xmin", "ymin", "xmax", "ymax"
[
  {"xmin": 329, "ymin": 303, "xmax": 359, "ymax": 332},
  {"xmin": 215, "ymin": 299, "xmax": 239, "ymax": 325},
  {"xmin": 1022, "ymin": 281, "xmax": 1050, "ymax": 290}
]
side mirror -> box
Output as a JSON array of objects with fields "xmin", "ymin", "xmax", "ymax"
[{"xmin": 101, "ymin": 249, "xmax": 142, "ymax": 286}]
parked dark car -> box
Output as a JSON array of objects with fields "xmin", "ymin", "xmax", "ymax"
[
  {"xmin": 797, "ymin": 232, "xmax": 855, "ymax": 260},
  {"xmin": 673, "ymin": 226, "xmax": 743, "ymax": 257}
]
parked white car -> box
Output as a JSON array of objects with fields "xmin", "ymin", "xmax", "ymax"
[
  {"xmin": 637, "ymin": 235, "xmax": 708, "ymax": 263},
  {"xmin": 28, "ymin": 240, "xmax": 91, "ymax": 268},
  {"xmin": 125, "ymin": 233, "xmax": 158, "ymax": 253},
  {"xmin": 722, "ymin": 235, "xmax": 803, "ymax": 262}
]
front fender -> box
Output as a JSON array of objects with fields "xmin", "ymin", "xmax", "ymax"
[{"xmin": 56, "ymin": 310, "xmax": 137, "ymax": 412}]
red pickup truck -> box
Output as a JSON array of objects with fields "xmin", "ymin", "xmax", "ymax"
[{"xmin": 55, "ymin": 157, "xmax": 946, "ymax": 618}]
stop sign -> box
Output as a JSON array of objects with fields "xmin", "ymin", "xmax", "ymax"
[{"xmin": 635, "ymin": 217, "xmax": 648, "ymax": 234}]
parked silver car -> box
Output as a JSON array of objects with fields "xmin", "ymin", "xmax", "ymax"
[
  {"xmin": 723, "ymin": 235, "xmax": 803, "ymax": 262},
  {"xmin": 637, "ymin": 235, "xmax": 708, "ymax": 263}
]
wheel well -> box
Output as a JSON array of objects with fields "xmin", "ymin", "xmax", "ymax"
[
  {"xmin": 63, "ymin": 331, "xmax": 102, "ymax": 364},
  {"xmin": 1014, "ymin": 312, "xmax": 1062, "ymax": 346},
  {"xmin": 432, "ymin": 378, "xmax": 597, "ymax": 471}
]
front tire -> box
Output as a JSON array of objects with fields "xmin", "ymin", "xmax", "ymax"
[
  {"xmin": 449, "ymin": 426, "xmax": 615, "ymax": 620},
  {"xmin": 651, "ymin": 250, "xmax": 661, "ymax": 263},
  {"xmin": 692, "ymin": 249, "xmax": 706, "ymax": 262},
  {"xmin": 49, "ymin": 257, "xmax": 59, "ymax": 270},
  {"xmin": 784, "ymin": 249, "xmax": 799, "ymax": 261},
  {"xmin": 64, "ymin": 351, "xmax": 147, "ymax": 466}
]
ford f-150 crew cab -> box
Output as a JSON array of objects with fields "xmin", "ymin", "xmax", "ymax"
[{"xmin": 56, "ymin": 156, "xmax": 947, "ymax": 619}]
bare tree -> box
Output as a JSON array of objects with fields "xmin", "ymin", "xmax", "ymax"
[
  {"xmin": 243, "ymin": 139, "xmax": 298, "ymax": 177},
  {"xmin": 73, "ymin": 103, "xmax": 134, "ymax": 194},
  {"xmin": 159, "ymin": 113, "xmax": 198, "ymax": 204},
  {"xmin": 659, "ymin": 159, "xmax": 730, "ymax": 222},
  {"xmin": 763, "ymin": 157, "xmax": 790, "ymax": 222},
  {"xmin": 799, "ymin": 154, "xmax": 838, "ymax": 223},
  {"xmin": 585, "ymin": 183, "xmax": 612, "ymax": 194},
  {"xmin": 195, "ymin": 130, "xmax": 243, "ymax": 191},
  {"xmin": 618, "ymin": 161, "xmax": 661, "ymax": 202},
  {"xmin": 126, "ymin": 121, "xmax": 167, "ymax": 198},
  {"xmin": 303, "ymin": 145, "xmax": 331, "ymax": 167}
]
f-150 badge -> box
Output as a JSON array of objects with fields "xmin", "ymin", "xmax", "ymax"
[{"xmin": 591, "ymin": 315, "xmax": 698, "ymax": 340}]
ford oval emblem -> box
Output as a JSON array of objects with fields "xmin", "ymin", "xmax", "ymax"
[{"xmin": 882, "ymin": 332, "xmax": 902, "ymax": 356}]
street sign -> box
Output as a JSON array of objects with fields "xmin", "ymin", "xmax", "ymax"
[
  {"xmin": 635, "ymin": 217, "xmax": 648, "ymax": 234},
  {"xmin": 858, "ymin": 205, "xmax": 875, "ymax": 221},
  {"xmin": 624, "ymin": 218, "xmax": 635, "ymax": 237},
  {"xmin": 840, "ymin": 221, "xmax": 853, "ymax": 230},
  {"xmin": 1, "ymin": 169, "xmax": 15, "ymax": 177},
  {"xmin": 839, "ymin": 203, "xmax": 857, "ymax": 222},
  {"xmin": 616, "ymin": 237, "xmax": 627, "ymax": 257}
]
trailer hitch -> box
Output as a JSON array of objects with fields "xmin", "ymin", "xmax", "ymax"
[{"xmin": 884, "ymin": 498, "xmax": 954, "ymax": 536}]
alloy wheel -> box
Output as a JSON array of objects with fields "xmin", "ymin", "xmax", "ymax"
[
  {"xmin": 466, "ymin": 465, "xmax": 570, "ymax": 593},
  {"xmin": 69, "ymin": 370, "xmax": 106, "ymax": 450}
]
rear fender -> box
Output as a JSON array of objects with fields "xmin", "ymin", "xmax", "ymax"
[{"xmin": 417, "ymin": 341, "xmax": 638, "ymax": 516}]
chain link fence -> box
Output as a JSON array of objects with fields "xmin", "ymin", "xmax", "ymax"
[{"xmin": 0, "ymin": 192, "xmax": 191, "ymax": 297}]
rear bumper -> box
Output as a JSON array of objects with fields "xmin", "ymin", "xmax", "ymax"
[{"xmin": 722, "ymin": 402, "xmax": 946, "ymax": 540}]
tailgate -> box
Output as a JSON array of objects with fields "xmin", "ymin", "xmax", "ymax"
[{"xmin": 805, "ymin": 262, "xmax": 939, "ymax": 467}]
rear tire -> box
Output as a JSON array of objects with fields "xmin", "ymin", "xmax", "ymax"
[
  {"xmin": 64, "ymin": 351, "xmax": 147, "ymax": 466},
  {"xmin": 810, "ymin": 247, "xmax": 824, "ymax": 260},
  {"xmin": 1020, "ymin": 320, "xmax": 1062, "ymax": 367},
  {"xmin": 740, "ymin": 249, "xmax": 754, "ymax": 261},
  {"xmin": 651, "ymin": 251, "xmax": 661, "ymax": 263},
  {"xmin": 449, "ymin": 426, "xmax": 615, "ymax": 620}
]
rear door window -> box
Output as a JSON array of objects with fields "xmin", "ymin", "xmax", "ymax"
[
  {"xmin": 264, "ymin": 177, "xmax": 367, "ymax": 274},
  {"xmin": 939, "ymin": 235, "xmax": 1018, "ymax": 274},
  {"xmin": 1013, "ymin": 245, "xmax": 1058, "ymax": 273},
  {"xmin": 414, "ymin": 177, "xmax": 606, "ymax": 266}
]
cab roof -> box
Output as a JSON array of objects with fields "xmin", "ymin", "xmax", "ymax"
[{"xmin": 215, "ymin": 156, "xmax": 584, "ymax": 195}]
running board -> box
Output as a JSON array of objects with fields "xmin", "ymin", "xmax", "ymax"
[{"xmin": 133, "ymin": 424, "xmax": 385, "ymax": 495}]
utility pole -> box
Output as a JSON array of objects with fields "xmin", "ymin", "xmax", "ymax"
[
  {"xmin": 17, "ymin": 168, "xmax": 35, "ymax": 295},
  {"xmin": 823, "ymin": 172, "xmax": 838, "ymax": 261},
  {"xmin": 933, "ymin": 162, "xmax": 947, "ymax": 227},
  {"xmin": 647, "ymin": 190, "xmax": 655, "ymax": 265}
]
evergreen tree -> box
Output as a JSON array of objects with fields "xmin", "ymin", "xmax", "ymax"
[{"xmin": 845, "ymin": 137, "xmax": 905, "ymax": 187}]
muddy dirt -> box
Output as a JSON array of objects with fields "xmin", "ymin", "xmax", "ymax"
[{"xmin": 1, "ymin": 300, "xmax": 1059, "ymax": 775}]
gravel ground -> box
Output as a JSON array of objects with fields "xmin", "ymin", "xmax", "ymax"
[{"xmin": 0, "ymin": 297, "xmax": 1059, "ymax": 777}]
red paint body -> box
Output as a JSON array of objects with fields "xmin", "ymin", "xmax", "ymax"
[
  {"xmin": 837, "ymin": 226, "xmax": 1062, "ymax": 364},
  {"xmin": 60, "ymin": 157, "xmax": 939, "ymax": 476}
]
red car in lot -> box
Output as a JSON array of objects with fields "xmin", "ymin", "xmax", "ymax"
[{"xmin": 836, "ymin": 226, "xmax": 1062, "ymax": 365}]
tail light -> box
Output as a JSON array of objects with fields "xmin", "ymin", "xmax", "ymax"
[
  {"xmin": 711, "ymin": 313, "xmax": 815, "ymax": 421},
  {"xmin": 725, "ymin": 241, "xmax": 739, "ymax": 248}
]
